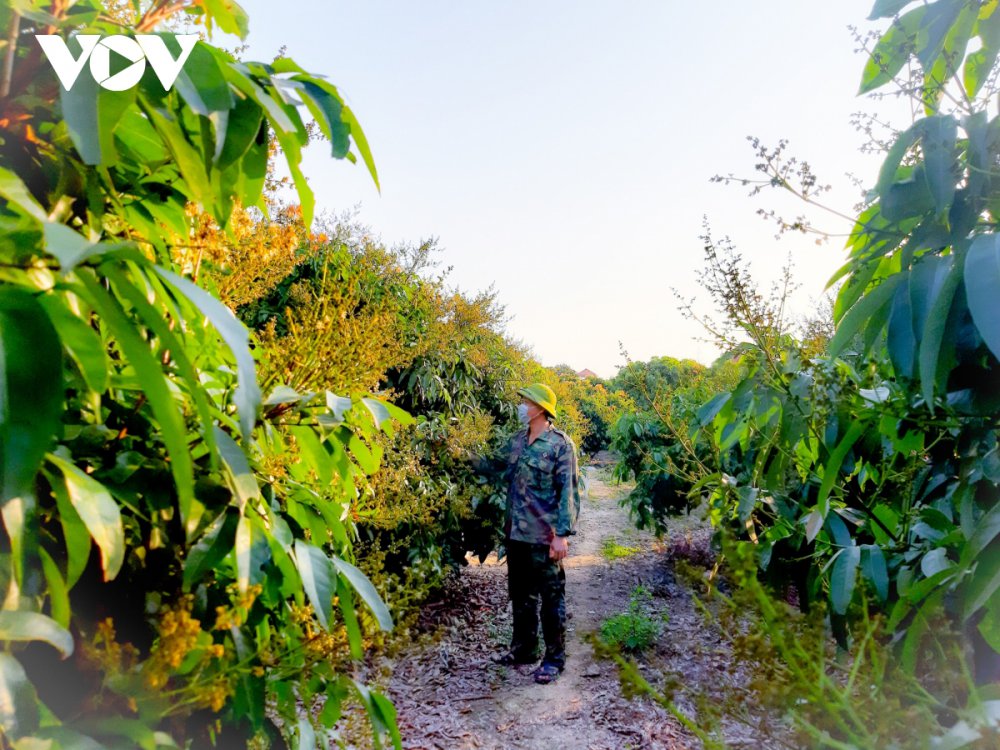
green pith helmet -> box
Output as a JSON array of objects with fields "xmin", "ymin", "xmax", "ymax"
[{"xmin": 517, "ymin": 383, "xmax": 557, "ymax": 418}]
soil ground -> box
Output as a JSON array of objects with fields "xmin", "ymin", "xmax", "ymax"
[{"xmin": 358, "ymin": 455, "xmax": 786, "ymax": 749}]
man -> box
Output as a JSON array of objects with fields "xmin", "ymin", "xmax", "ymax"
[{"xmin": 492, "ymin": 383, "xmax": 581, "ymax": 685}]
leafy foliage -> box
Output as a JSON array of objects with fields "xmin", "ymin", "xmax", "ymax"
[
  {"xmin": 610, "ymin": 351, "xmax": 743, "ymax": 534},
  {"xmin": 564, "ymin": 374, "xmax": 634, "ymax": 456},
  {"xmin": 614, "ymin": 538, "xmax": 1000, "ymax": 749},
  {"xmin": 599, "ymin": 586, "xmax": 664, "ymax": 653},
  {"xmin": 190, "ymin": 203, "xmax": 605, "ymax": 631},
  {"xmin": 609, "ymin": 0, "xmax": 1000, "ymax": 742},
  {"xmin": 0, "ymin": 2, "xmax": 406, "ymax": 748}
]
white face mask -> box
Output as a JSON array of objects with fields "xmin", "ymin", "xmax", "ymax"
[{"xmin": 517, "ymin": 403, "xmax": 533, "ymax": 426}]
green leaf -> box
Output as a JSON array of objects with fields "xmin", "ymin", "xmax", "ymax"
[
  {"xmin": 697, "ymin": 392, "xmax": 731, "ymax": 427},
  {"xmin": 924, "ymin": 6, "xmax": 976, "ymax": 115},
  {"xmin": 869, "ymin": 0, "xmax": 914, "ymax": 19},
  {"xmin": 294, "ymin": 540, "xmax": 334, "ymax": 629},
  {"xmin": 106, "ymin": 262, "xmax": 218, "ymax": 469},
  {"xmin": 233, "ymin": 124, "xmax": 268, "ymax": 209},
  {"xmin": 0, "ymin": 653, "xmax": 38, "ymax": 739},
  {"xmin": 964, "ymin": 537, "xmax": 1000, "ymax": 620},
  {"xmin": 360, "ymin": 398, "xmax": 392, "ymax": 430},
  {"xmin": 139, "ymin": 102, "xmax": 214, "ymax": 211},
  {"xmin": 0, "ymin": 166, "xmax": 46, "ymax": 222},
  {"xmin": 921, "ymin": 547, "xmax": 952, "ymax": 577},
  {"xmin": 347, "ymin": 434, "xmax": 379, "ymax": 475},
  {"xmin": 273, "ymin": 126, "xmax": 315, "ymax": 227},
  {"xmin": 214, "ymin": 427, "xmax": 260, "ymax": 511},
  {"xmin": 831, "ymin": 546, "xmax": 860, "ymax": 615},
  {"xmin": 223, "ymin": 62, "xmax": 295, "ymax": 133},
  {"xmin": 264, "ymin": 385, "xmax": 304, "ymax": 406},
  {"xmin": 47, "ymin": 453, "xmax": 124, "ymax": 581},
  {"xmin": 860, "ymin": 6, "xmax": 927, "ymax": 94},
  {"xmin": 965, "ymin": 110, "xmax": 990, "ymax": 200},
  {"xmin": 291, "ymin": 427, "xmax": 332, "ymax": 486},
  {"xmin": 84, "ymin": 717, "xmax": 158, "ymax": 750},
  {"xmin": 291, "ymin": 78, "xmax": 351, "ymax": 159},
  {"xmin": 173, "ymin": 41, "xmax": 234, "ymax": 116},
  {"xmin": 919, "ymin": 1, "xmax": 966, "ymax": 69},
  {"xmin": 862, "ymin": 544, "xmax": 890, "ymax": 602},
  {"xmin": 965, "ymin": 3, "xmax": 1000, "ymax": 97},
  {"xmin": 379, "ymin": 399, "xmax": 414, "ymax": 426},
  {"xmin": 114, "ymin": 109, "xmax": 167, "ymax": 163},
  {"xmin": 34, "ymin": 727, "xmax": 110, "ymax": 750},
  {"xmin": 803, "ymin": 509, "xmax": 825, "ymax": 544},
  {"xmin": 887, "ymin": 277, "xmax": 916, "ymax": 378},
  {"xmin": 183, "ymin": 507, "xmax": 239, "ymax": 589},
  {"xmin": 876, "ymin": 120, "xmax": 922, "ymax": 198},
  {"xmin": 326, "ymin": 393, "xmax": 353, "ymax": 423},
  {"xmin": 332, "ymin": 556, "xmax": 393, "ymax": 631},
  {"xmin": 46, "ymin": 465, "xmax": 91, "ymax": 589},
  {"xmin": 40, "ymin": 548, "xmax": 70, "ymax": 629},
  {"xmin": 78, "ymin": 272, "xmax": 196, "ymax": 526},
  {"xmin": 826, "ymin": 512, "xmax": 852, "ymax": 548},
  {"xmin": 214, "ymin": 95, "xmax": 262, "ymax": 171},
  {"xmin": 60, "ymin": 73, "xmax": 136, "ymax": 166},
  {"xmin": 0, "ymin": 610, "xmax": 74, "ymax": 658},
  {"xmin": 293, "ymin": 716, "xmax": 317, "ymax": 750},
  {"xmin": 319, "ymin": 679, "xmax": 348, "ymax": 726},
  {"xmin": 881, "ymin": 169, "xmax": 936, "ymax": 220},
  {"xmin": 369, "ymin": 691, "xmax": 403, "ymax": 750},
  {"xmin": 336, "ymin": 576, "xmax": 363, "ymax": 660},
  {"xmin": 202, "ymin": 0, "xmax": 250, "ymax": 39},
  {"xmin": 153, "ymin": 267, "xmax": 260, "ymax": 439},
  {"xmin": 736, "ymin": 486, "xmax": 758, "ymax": 523},
  {"xmin": 817, "ymin": 422, "xmax": 867, "ymax": 513},
  {"xmin": 968, "ymin": 501, "xmax": 1000, "ymax": 559},
  {"xmin": 234, "ymin": 512, "xmax": 269, "ymax": 593},
  {"xmin": 920, "ymin": 115, "xmax": 958, "ymax": 213},
  {"xmin": 38, "ymin": 295, "xmax": 108, "ymax": 393},
  {"xmin": 964, "ymin": 234, "xmax": 1000, "ymax": 361},
  {"xmin": 43, "ymin": 222, "xmax": 92, "ymax": 273},
  {"xmin": 343, "ymin": 105, "xmax": 380, "ymax": 191},
  {"xmin": 352, "ymin": 681, "xmax": 400, "ymax": 750},
  {"xmin": 977, "ymin": 594, "xmax": 1000, "ymax": 653},
  {"xmin": 830, "ymin": 275, "xmax": 905, "ymax": 357},
  {"xmin": 916, "ymin": 252, "xmax": 963, "ymax": 406},
  {"xmin": 0, "ymin": 286, "xmax": 63, "ymax": 503}
]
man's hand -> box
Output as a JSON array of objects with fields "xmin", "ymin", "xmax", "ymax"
[{"xmin": 549, "ymin": 535, "xmax": 569, "ymax": 561}]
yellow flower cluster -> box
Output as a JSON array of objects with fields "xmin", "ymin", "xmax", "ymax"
[
  {"xmin": 213, "ymin": 583, "xmax": 262, "ymax": 631},
  {"xmin": 144, "ymin": 596, "xmax": 204, "ymax": 689},
  {"xmin": 192, "ymin": 675, "xmax": 233, "ymax": 713},
  {"xmin": 303, "ymin": 626, "xmax": 351, "ymax": 664},
  {"xmin": 173, "ymin": 203, "xmax": 305, "ymax": 309},
  {"xmin": 288, "ymin": 603, "xmax": 352, "ymax": 666},
  {"xmin": 81, "ymin": 617, "xmax": 139, "ymax": 675},
  {"xmin": 289, "ymin": 602, "xmax": 317, "ymax": 639}
]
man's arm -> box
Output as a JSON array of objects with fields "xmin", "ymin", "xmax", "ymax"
[
  {"xmin": 550, "ymin": 435, "xmax": 581, "ymax": 560},
  {"xmin": 466, "ymin": 433, "xmax": 516, "ymax": 476}
]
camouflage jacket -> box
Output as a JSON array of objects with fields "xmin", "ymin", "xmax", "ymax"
[{"xmin": 503, "ymin": 426, "xmax": 581, "ymax": 544}]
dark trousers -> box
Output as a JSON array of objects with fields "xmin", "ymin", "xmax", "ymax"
[{"xmin": 506, "ymin": 539, "xmax": 566, "ymax": 668}]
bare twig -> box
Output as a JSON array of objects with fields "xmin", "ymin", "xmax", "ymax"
[{"xmin": 0, "ymin": 12, "xmax": 20, "ymax": 99}]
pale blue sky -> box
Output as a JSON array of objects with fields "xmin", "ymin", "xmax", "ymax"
[{"xmin": 236, "ymin": 1, "xmax": 898, "ymax": 377}]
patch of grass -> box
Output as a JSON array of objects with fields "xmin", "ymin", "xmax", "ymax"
[
  {"xmin": 599, "ymin": 585, "xmax": 664, "ymax": 652},
  {"xmin": 601, "ymin": 537, "xmax": 640, "ymax": 561}
]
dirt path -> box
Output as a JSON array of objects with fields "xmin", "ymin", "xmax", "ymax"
[{"xmin": 378, "ymin": 464, "xmax": 713, "ymax": 750}]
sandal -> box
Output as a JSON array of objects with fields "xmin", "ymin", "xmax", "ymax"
[
  {"xmin": 533, "ymin": 663, "xmax": 561, "ymax": 684},
  {"xmin": 492, "ymin": 650, "xmax": 538, "ymax": 666}
]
